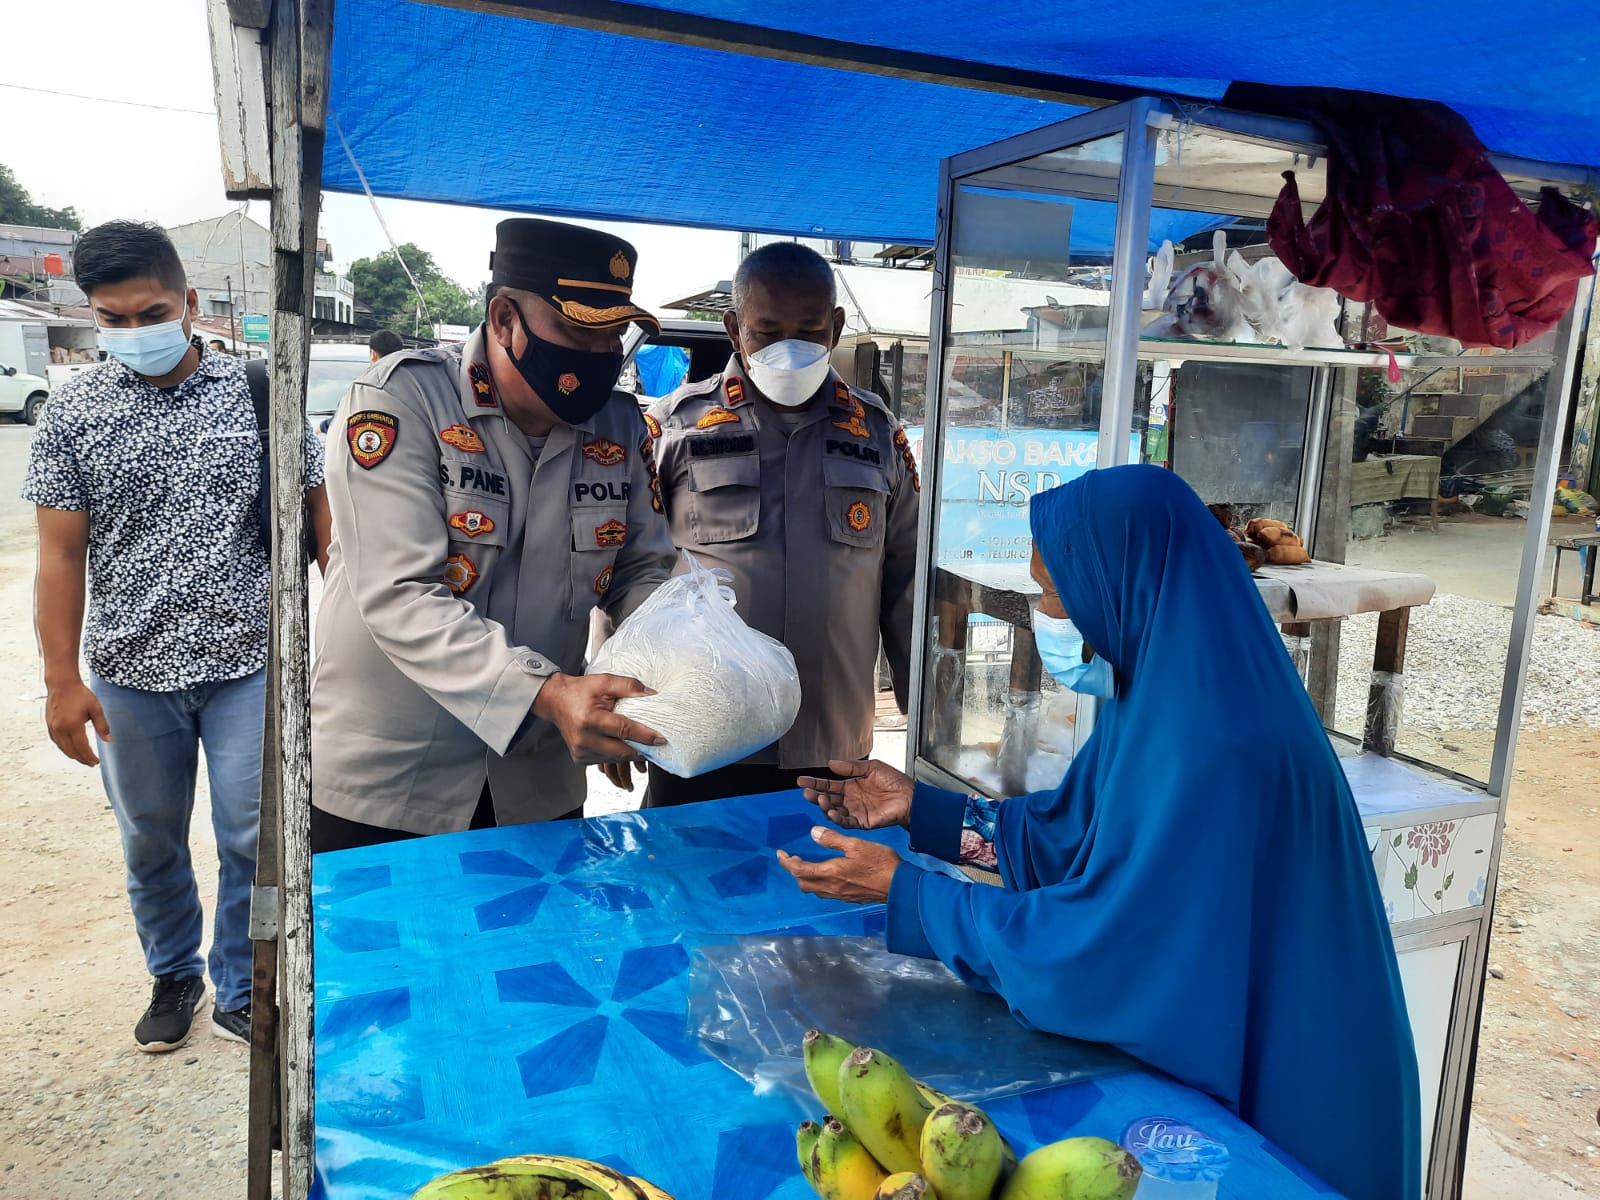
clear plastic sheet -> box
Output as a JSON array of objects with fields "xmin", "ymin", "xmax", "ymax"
[{"xmin": 688, "ymin": 934, "xmax": 1134, "ymax": 1105}]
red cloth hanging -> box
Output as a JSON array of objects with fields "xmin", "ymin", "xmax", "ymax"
[{"xmin": 1224, "ymin": 85, "xmax": 1597, "ymax": 350}]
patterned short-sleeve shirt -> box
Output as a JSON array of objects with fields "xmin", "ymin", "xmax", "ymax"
[{"xmin": 23, "ymin": 344, "xmax": 325, "ymax": 692}]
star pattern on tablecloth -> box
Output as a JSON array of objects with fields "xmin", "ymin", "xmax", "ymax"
[{"xmin": 501, "ymin": 944, "xmax": 694, "ymax": 1100}]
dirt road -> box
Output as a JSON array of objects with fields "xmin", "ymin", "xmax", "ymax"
[{"xmin": 0, "ymin": 417, "xmax": 1593, "ymax": 1196}]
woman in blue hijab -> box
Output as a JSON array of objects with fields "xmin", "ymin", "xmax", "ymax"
[{"xmin": 778, "ymin": 464, "xmax": 1420, "ymax": 1200}]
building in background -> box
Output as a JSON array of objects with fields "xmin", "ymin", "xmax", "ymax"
[
  {"xmin": 166, "ymin": 214, "xmax": 356, "ymax": 330},
  {"xmin": 0, "ymin": 223, "xmax": 83, "ymax": 306}
]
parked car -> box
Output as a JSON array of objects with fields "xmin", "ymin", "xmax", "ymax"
[
  {"xmin": 0, "ymin": 360, "xmax": 49, "ymax": 425},
  {"xmin": 620, "ymin": 318, "xmax": 733, "ymax": 402},
  {"xmin": 304, "ymin": 342, "xmax": 376, "ymax": 440}
]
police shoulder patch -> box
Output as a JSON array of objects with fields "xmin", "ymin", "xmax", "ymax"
[
  {"xmin": 643, "ymin": 413, "xmax": 663, "ymax": 440},
  {"xmin": 347, "ymin": 410, "xmax": 399, "ymax": 469}
]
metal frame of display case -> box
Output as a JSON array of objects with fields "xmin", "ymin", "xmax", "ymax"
[{"xmin": 906, "ymin": 96, "xmax": 1593, "ymax": 1200}]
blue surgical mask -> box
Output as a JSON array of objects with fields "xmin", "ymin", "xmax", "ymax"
[
  {"xmin": 97, "ymin": 317, "xmax": 193, "ymax": 378},
  {"xmin": 1032, "ymin": 610, "xmax": 1116, "ymax": 698}
]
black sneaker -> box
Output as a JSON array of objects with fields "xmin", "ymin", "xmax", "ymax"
[
  {"xmin": 133, "ymin": 973, "xmax": 207, "ymax": 1053},
  {"xmin": 212, "ymin": 1003, "xmax": 251, "ymax": 1045}
]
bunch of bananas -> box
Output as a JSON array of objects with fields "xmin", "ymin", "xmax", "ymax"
[
  {"xmin": 408, "ymin": 1153, "xmax": 676, "ymax": 1200},
  {"xmin": 797, "ymin": 1031, "xmax": 1141, "ymax": 1200}
]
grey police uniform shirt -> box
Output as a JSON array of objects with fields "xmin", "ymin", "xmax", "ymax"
[
  {"xmin": 647, "ymin": 355, "xmax": 919, "ymax": 768},
  {"xmin": 311, "ymin": 327, "xmax": 675, "ymax": 834}
]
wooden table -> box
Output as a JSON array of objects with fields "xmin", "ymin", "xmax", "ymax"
[
  {"xmin": 1550, "ymin": 534, "xmax": 1600, "ymax": 605},
  {"xmin": 933, "ymin": 560, "xmax": 1437, "ymax": 792}
]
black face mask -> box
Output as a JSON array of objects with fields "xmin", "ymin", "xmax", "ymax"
[{"xmin": 505, "ymin": 300, "xmax": 623, "ymax": 425}]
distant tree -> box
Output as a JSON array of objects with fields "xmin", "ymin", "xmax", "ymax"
[
  {"xmin": 0, "ymin": 164, "xmax": 81, "ymax": 231},
  {"xmin": 683, "ymin": 310, "xmax": 723, "ymax": 322},
  {"xmin": 349, "ymin": 243, "xmax": 481, "ymax": 336}
]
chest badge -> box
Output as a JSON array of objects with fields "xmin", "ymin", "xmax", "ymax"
[
  {"xmin": 439, "ymin": 424, "xmax": 486, "ymax": 453},
  {"xmin": 443, "ymin": 553, "xmax": 479, "ymax": 594},
  {"xmin": 468, "ymin": 362, "xmax": 498, "ymax": 408},
  {"xmin": 847, "ymin": 500, "xmax": 872, "ymax": 532},
  {"xmin": 582, "ymin": 437, "xmax": 626, "ymax": 467},
  {"xmin": 558, "ymin": 372, "xmax": 580, "ymax": 395},
  {"xmin": 594, "ymin": 518, "xmax": 627, "ymax": 549},
  {"xmin": 594, "ymin": 564, "xmax": 615, "ymax": 595},
  {"xmin": 347, "ymin": 410, "xmax": 399, "ymax": 469},
  {"xmin": 697, "ymin": 408, "xmax": 741, "ymax": 430},
  {"xmin": 832, "ymin": 393, "xmax": 872, "ymax": 441},
  {"xmin": 448, "ymin": 510, "xmax": 496, "ymax": 538}
]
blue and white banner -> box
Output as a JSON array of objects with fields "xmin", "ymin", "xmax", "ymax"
[{"xmin": 902, "ymin": 427, "xmax": 1139, "ymax": 565}]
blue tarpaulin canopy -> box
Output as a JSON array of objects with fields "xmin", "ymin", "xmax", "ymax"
[{"xmin": 325, "ymin": 0, "xmax": 1599, "ymax": 243}]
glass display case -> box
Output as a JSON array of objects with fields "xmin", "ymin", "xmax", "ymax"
[{"xmin": 908, "ymin": 97, "xmax": 1590, "ymax": 1200}]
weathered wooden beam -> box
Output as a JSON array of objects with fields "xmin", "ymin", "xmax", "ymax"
[
  {"xmin": 246, "ymin": 648, "xmax": 282, "ymax": 1200},
  {"xmin": 264, "ymin": 0, "xmax": 333, "ymax": 1196},
  {"xmin": 207, "ymin": 0, "xmax": 273, "ymax": 199},
  {"xmin": 228, "ymin": 0, "xmax": 274, "ymax": 28}
]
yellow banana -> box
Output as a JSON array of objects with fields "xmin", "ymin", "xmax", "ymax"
[
  {"xmin": 489, "ymin": 1154, "xmax": 650, "ymax": 1200},
  {"xmin": 875, "ymin": 1172, "xmax": 936, "ymax": 1200},
  {"xmin": 837, "ymin": 1047, "xmax": 933, "ymax": 1175},
  {"xmin": 811, "ymin": 1115, "xmax": 890, "ymax": 1200},
  {"xmin": 412, "ymin": 1154, "xmax": 648, "ymax": 1200},
  {"xmin": 628, "ymin": 1176, "xmax": 677, "ymax": 1200},
  {"xmin": 919, "ymin": 1103, "xmax": 1006, "ymax": 1200},
  {"xmin": 804, "ymin": 1029, "xmax": 857, "ymax": 1116},
  {"xmin": 997, "ymin": 1137, "xmax": 1141, "ymax": 1200},
  {"xmin": 798, "ymin": 1120, "xmax": 825, "ymax": 1194}
]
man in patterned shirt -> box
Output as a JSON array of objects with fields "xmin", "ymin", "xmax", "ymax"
[{"xmin": 24, "ymin": 221, "xmax": 331, "ymax": 1053}]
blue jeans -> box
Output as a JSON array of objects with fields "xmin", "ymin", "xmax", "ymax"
[{"xmin": 90, "ymin": 669, "xmax": 265, "ymax": 1012}]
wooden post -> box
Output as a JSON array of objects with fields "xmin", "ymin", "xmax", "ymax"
[
  {"xmin": 263, "ymin": 1, "xmax": 333, "ymax": 1197},
  {"xmin": 1364, "ymin": 606, "xmax": 1410, "ymax": 755},
  {"xmin": 246, "ymin": 646, "xmax": 281, "ymax": 1200},
  {"xmin": 1307, "ymin": 366, "xmax": 1358, "ymax": 726}
]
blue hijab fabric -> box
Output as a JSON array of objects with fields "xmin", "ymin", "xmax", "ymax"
[{"xmin": 886, "ymin": 465, "xmax": 1420, "ymax": 1200}]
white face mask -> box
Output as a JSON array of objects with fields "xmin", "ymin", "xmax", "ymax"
[{"xmin": 744, "ymin": 338, "xmax": 832, "ymax": 407}]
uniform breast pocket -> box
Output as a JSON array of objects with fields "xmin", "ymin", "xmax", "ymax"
[
  {"xmin": 687, "ymin": 451, "xmax": 760, "ymax": 543},
  {"xmin": 823, "ymin": 457, "xmax": 890, "ymax": 549},
  {"xmin": 570, "ymin": 504, "xmax": 628, "ymax": 616}
]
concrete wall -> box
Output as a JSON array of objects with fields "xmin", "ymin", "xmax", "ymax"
[{"xmin": 165, "ymin": 215, "xmax": 273, "ymax": 320}]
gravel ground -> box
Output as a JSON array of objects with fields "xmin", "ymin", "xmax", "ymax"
[{"xmin": 1330, "ymin": 594, "xmax": 1600, "ymax": 773}]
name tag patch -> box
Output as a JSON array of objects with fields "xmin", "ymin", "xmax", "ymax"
[
  {"xmin": 574, "ymin": 480, "xmax": 631, "ymax": 503},
  {"xmin": 687, "ymin": 434, "xmax": 757, "ymax": 458},
  {"xmin": 347, "ymin": 410, "xmax": 398, "ymax": 469},
  {"xmin": 826, "ymin": 438, "xmax": 881, "ymax": 464},
  {"xmin": 441, "ymin": 462, "xmax": 509, "ymax": 496}
]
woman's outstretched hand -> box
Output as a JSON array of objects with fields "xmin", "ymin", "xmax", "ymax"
[
  {"xmin": 777, "ymin": 828, "xmax": 902, "ymax": 905},
  {"xmin": 798, "ymin": 759, "xmax": 914, "ymax": 831}
]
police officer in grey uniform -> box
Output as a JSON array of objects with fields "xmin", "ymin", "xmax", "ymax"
[
  {"xmin": 309, "ymin": 219, "xmax": 676, "ymax": 851},
  {"xmin": 637, "ymin": 242, "xmax": 920, "ymax": 806}
]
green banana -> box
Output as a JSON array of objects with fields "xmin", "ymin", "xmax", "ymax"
[
  {"xmin": 811, "ymin": 1115, "xmax": 891, "ymax": 1200},
  {"xmin": 914, "ymin": 1082, "xmax": 958, "ymax": 1112},
  {"xmin": 804, "ymin": 1029, "xmax": 857, "ymax": 1115},
  {"xmin": 798, "ymin": 1120, "xmax": 825, "ymax": 1193},
  {"xmin": 997, "ymin": 1137, "xmax": 1141, "ymax": 1200},
  {"xmin": 875, "ymin": 1172, "xmax": 936, "ymax": 1200},
  {"xmin": 837, "ymin": 1047, "xmax": 934, "ymax": 1176},
  {"xmin": 411, "ymin": 1154, "xmax": 652, "ymax": 1200},
  {"xmin": 919, "ymin": 1103, "xmax": 1006, "ymax": 1200}
]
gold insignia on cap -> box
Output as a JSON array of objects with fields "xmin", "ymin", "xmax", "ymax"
[
  {"xmin": 554, "ymin": 297, "xmax": 643, "ymax": 326},
  {"xmin": 609, "ymin": 250, "xmax": 630, "ymax": 281}
]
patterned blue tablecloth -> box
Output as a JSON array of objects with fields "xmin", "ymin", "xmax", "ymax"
[{"xmin": 312, "ymin": 791, "xmax": 1336, "ymax": 1199}]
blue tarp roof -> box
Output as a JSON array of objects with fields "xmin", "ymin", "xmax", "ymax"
[{"xmin": 324, "ymin": 0, "xmax": 1600, "ymax": 244}]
